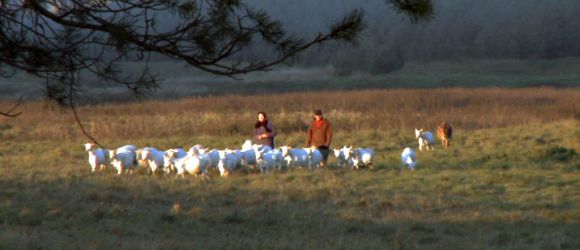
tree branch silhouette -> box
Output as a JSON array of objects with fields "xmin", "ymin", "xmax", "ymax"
[{"xmin": 1, "ymin": 0, "xmax": 433, "ymax": 144}]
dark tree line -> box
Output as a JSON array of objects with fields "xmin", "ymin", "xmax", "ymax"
[{"xmin": 241, "ymin": 0, "xmax": 580, "ymax": 74}]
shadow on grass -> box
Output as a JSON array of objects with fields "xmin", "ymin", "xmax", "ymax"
[{"xmin": 0, "ymin": 168, "xmax": 578, "ymax": 249}]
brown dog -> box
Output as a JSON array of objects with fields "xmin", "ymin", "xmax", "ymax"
[{"xmin": 437, "ymin": 122, "xmax": 453, "ymax": 148}]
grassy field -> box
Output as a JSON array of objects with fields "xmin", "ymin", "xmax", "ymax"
[{"xmin": 0, "ymin": 88, "xmax": 579, "ymax": 249}]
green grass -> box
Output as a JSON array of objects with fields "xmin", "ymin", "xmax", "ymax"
[
  {"xmin": 2, "ymin": 58, "xmax": 580, "ymax": 101},
  {"xmin": 0, "ymin": 119, "xmax": 578, "ymax": 249},
  {"xmin": 152, "ymin": 58, "xmax": 580, "ymax": 95}
]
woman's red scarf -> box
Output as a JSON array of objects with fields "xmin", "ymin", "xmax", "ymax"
[{"xmin": 314, "ymin": 118, "xmax": 324, "ymax": 128}]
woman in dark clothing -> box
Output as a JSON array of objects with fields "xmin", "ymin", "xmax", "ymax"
[{"xmin": 254, "ymin": 112, "xmax": 277, "ymax": 148}]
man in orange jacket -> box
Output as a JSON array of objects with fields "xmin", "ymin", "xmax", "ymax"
[{"xmin": 306, "ymin": 109, "xmax": 333, "ymax": 167}]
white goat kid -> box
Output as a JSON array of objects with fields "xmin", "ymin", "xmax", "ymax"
[
  {"xmin": 84, "ymin": 143, "xmax": 109, "ymax": 173},
  {"xmin": 415, "ymin": 128, "xmax": 435, "ymax": 151},
  {"xmin": 401, "ymin": 147, "xmax": 417, "ymax": 170}
]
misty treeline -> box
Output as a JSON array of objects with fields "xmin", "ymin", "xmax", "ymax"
[{"xmin": 236, "ymin": 0, "xmax": 580, "ymax": 74}]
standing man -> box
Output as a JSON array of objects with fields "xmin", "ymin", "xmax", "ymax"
[{"xmin": 306, "ymin": 109, "xmax": 333, "ymax": 167}]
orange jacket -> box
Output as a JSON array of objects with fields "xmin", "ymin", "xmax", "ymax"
[{"xmin": 307, "ymin": 118, "xmax": 332, "ymax": 147}]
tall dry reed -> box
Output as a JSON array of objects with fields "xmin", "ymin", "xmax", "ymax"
[{"xmin": 1, "ymin": 87, "xmax": 578, "ymax": 142}]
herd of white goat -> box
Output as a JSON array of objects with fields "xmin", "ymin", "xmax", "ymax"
[{"xmin": 84, "ymin": 128, "xmax": 447, "ymax": 176}]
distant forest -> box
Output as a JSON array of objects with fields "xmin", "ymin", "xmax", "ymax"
[{"xmin": 227, "ymin": 0, "xmax": 580, "ymax": 74}]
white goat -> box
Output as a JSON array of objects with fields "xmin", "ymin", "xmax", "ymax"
[
  {"xmin": 279, "ymin": 146, "xmax": 293, "ymax": 167},
  {"xmin": 84, "ymin": 143, "xmax": 109, "ymax": 173},
  {"xmin": 109, "ymin": 146, "xmax": 138, "ymax": 175},
  {"xmin": 333, "ymin": 146, "xmax": 355, "ymax": 168},
  {"xmin": 270, "ymin": 149, "xmax": 284, "ymax": 170},
  {"xmin": 254, "ymin": 144, "xmax": 272, "ymax": 153},
  {"xmin": 401, "ymin": 147, "xmax": 417, "ymax": 170},
  {"xmin": 168, "ymin": 152, "xmax": 189, "ymax": 176},
  {"xmin": 255, "ymin": 150, "xmax": 271, "ymax": 173},
  {"xmin": 242, "ymin": 140, "xmax": 253, "ymax": 151},
  {"xmin": 256, "ymin": 149, "xmax": 282, "ymax": 173},
  {"xmin": 304, "ymin": 147, "xmax": 323, "ymax": 170},
  {"xmin": 176, "ymin": 153, "xmax": 208, "ymax": 178},
  {"xmin": 187, "ymin": 144, "xmax": 205, "ymax": 156},
  {"xmin": 333, "ymin": 148, "xmax": 346, "ymax": 168},
  {"xmin": 239, "ymin": 140, "xmax": 272, "ymax": 168},
  {"xmin": 351, "ymin": 148, "xmax": 375, "ymax": 169},
  {"xmin": 239, "ymin": 148, "xmax": 257, "ymax": 168},
  {"xmin": 231, "ymin": 149, "xmax": 244, "ymax": 168},
  {"xmin": 135, "ymin": 149, "xmax": 149, "ymax": 169},
  {"xmin": 415, "ymin": 128, "xmax": 435, "ymax": 151},
  {"xmin": 203, "ymin": 149, "xmax": 221, "ymax": 170},
  {"xmin": 139, "ymin": 147, "xmax": 165, "ymax": 174},
  {"xmin": 217, "ymin": 149, "xmax": 237, "ymax": 176},
  {"xmin": 163, "ymin": 148, "xmax": 187, "ymax": 174},
  {"xmin": 117, "ymin": 145, "xmax": 138, "ymax": 154},
  {"xmin": 239, "ymin": 140, "xmax": 256, "ymax": 167},
  {"xmin": 279, "ymin": 146, "xmax": 309, "ymax": 169}
]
